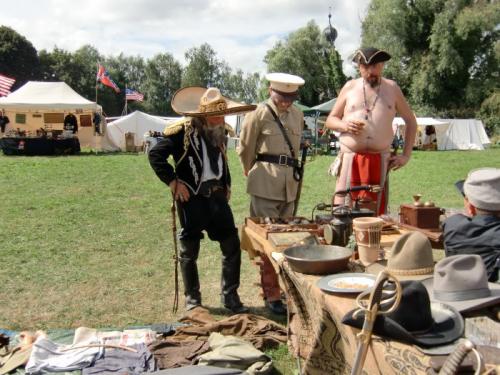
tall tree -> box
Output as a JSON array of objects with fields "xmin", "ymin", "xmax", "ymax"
[
  {"xmin": 361, "ymin": 0, "xmax": 499, "ymax": 133},
  {"xmin": 0, "ymin": 26, "xmax": 39, "ymax": 89},
  {"xmin": 144, "ymin": 52, "xmax": 182, "ymax": 115},
  {"xmin": 38, "ymin": 45, "xmax": 102, "ymax": 100},
  {"xmin": 181, "ymin": 43, "xmax": 228, "ymax": 88},
  {"xmin": 264, "ymin": 20, "xmax": 346, "ymax": 106}
]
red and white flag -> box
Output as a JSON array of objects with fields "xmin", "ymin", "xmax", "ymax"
[
  {"xmin": 0, "ymin": 74, "xmax": 15, "ymax": 97},
  {"xmin": 125, "ymin": 88, "xmax": 144, "ymax": 102},
  {"xmin": 96, "ymin": 65, "xmax": 120, "ymax": 93}
]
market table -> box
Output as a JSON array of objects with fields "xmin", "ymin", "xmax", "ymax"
[
  {"xmin": 240, "ymin": 224, "xmax": 435, "ymax": 375},
  {"xmin": 0, "ymin": 137, "xmax": 81, "ymax": 156}
]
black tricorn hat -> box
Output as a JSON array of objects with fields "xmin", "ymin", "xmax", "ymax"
[
  {"xmin": 352, "ymin": 47, "xmax": 391, "ymax": 65},
  {"xmin": 342, "ymin": 280, "xmax": 464, "ymax": 347}
]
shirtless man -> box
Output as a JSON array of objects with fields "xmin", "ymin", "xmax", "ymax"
[{"xmin": 325, "ymin": 47, "xmax": 417, "ymax": 214}]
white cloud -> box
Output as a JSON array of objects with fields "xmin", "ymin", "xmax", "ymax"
[{"xmin": 0, "ymin": 0, "xmax": 370, "ymax": 76}]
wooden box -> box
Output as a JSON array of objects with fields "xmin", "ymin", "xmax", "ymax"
[
  {"xmin": 244, "ymin": 217, "xmax": 321, "ymax": 239},
  {"xmin": 399, "ymin": 204, "xmax": 442, "ymax": 229}
]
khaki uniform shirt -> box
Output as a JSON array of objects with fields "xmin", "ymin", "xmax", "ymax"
[{"xmin": 238, "ymin": 99, "xmax": 304, "ymax": 202}]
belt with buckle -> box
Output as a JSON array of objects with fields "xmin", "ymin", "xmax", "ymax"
[
  {"xmin": 199, "ymin": 180, "xmax": 224, "ymax": 197},
  {"xmin": 256, "ymin": 153, "xmax": 299, "ymax": 167}
]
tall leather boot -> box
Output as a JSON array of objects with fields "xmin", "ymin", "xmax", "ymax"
[
  {"xmin": 219, "ymin": 234, "xmax": 248, "ymax": 314},
  {"xmin": 179, "ymin": 239, "xmax": 202, "ymax": 310}
]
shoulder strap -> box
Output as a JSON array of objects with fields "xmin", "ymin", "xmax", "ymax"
[{"xmin": 265, "ymin": 103, "xmax": 296, "ymax": 158}]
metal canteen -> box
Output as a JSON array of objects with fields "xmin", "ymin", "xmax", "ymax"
[{"xmin": 331, "ymin": 206, "xmax": 352, "ymax": 247}]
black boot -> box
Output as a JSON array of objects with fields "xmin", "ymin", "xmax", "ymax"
[
  {"xmin": 179, "ymin": 239, "xmax": 202, "ymax": 310},
  {"xmin": 219, "ymin": 234, "xmax": 248, "ymax": 314}
]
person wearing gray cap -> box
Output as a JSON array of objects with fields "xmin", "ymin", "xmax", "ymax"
[
  {"xmin": 443, "ymin": 168, "xmax": 500, "ymax": 282},
  {"xmin": 238, "ymin": 72, "xmax": 305, "ymax": 315}
]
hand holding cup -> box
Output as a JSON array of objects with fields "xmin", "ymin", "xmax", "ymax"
[{"xmin": 345, "ymin": 118, "xmax": 366, "ymax": 135}]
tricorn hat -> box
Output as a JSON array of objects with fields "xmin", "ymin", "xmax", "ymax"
[
  {"xmin": 422, "ymin": 254, "xmax": 500, "ymax": 312},
  {"xmin": 352, "ymin": 47, "xmax": 391, "ymax": 65},
  {"xmin": 171, "ymin": 86, "xmax": 256, "ymax": 117},
  {"xmin": 342, "ymin": 280, "xmax": 464, "ymax": 347},
  {"xmin": 367, "ymin": 232, "xmax": 434, "ymax": 280}
]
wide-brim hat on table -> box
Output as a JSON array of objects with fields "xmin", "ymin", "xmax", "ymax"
[
  {"xmin": 422, "ymin": 254, "xmax": 500, "ymax": 313},
  {"xmin": 367, "ymin": 231, "xmax": 434, "ymax": 280},
  {"xmin": 352, "ymin": 47, "xmax": 391, "ymax": 65},
  {"xmin": 265, "ymin": 72, "xmax": 305, "ymax": 98},
  {"xmin": 342, "ymin": 280, "xmax": 464, "ymax": 347},
  {"xmin": 171, "ymin": 86, "xmax": 256, "ymax": 117}
]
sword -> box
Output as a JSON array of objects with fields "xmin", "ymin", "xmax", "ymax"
[
  {"xmin": 170, "ymin": 182, "xmax": 180, "ymax": 314},
  {"xmin": 350, "ymin": 270, "xmax": 402, "ymax": 375},
  {"xmin": 293, "ymin": 144, "xmax": 309, "ymax": 217}
]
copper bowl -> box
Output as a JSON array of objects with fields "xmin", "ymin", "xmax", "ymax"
[{"xmin": 283, "ymin": 245, "xmax": 353, "ymax": 275}]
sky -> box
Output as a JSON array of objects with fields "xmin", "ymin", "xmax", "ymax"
[{"xmin": 0, "ymin": 0, "xmax": 371, "ymax": 76}]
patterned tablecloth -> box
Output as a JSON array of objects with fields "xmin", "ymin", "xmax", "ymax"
[{"xmin": 241, "ymin": 225, "xmax": 432, "ymax": 375}]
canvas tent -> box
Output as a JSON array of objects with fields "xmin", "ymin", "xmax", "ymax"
[
  {"xmin": 103, "ymin": 111, "xmax": 178, "ymax": 151},
  {"xmin": 438, "ymin": 119, "xmax": 490, "ymax": 150},
  {"xmin": 393, "ymin": 117, "xmax": 490, "ymax": 150},
  {"xmin": 0, "ymin": 81, "xmax": 102, "ymax": 148}
]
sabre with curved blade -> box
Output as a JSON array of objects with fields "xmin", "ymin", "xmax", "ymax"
[{"xmin": 350, "ymin": 270, "xmax": 402, "ymax": 375}]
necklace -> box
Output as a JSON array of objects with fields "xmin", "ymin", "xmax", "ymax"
[{"xmin": 362, "ymin": 79, "xmax": 381, "ymax": 120}]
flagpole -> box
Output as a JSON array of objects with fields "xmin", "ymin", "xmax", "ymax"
[{"xmin": 95, "ymin": 63, "xmax": 99, "ymax": 104}]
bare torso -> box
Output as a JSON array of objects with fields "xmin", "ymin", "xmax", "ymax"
[{"xmin": 339, "ymin": 78, "xmax": 397, "ymax": 153}]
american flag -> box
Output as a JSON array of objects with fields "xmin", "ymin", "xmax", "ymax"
[
  {"xmin": 125, "ymin": 88, "xmax": 144, "ymax": 102},
  {"xmin": 0, "ymin": 74, "xmax": 15, "ymax": 97}
]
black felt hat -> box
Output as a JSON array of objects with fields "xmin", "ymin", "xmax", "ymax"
[
  {"xmin": 352, "ymin": 47, "xmax": 391, "ymax": 65},
  {"xmin": 342, "ymin": 280, "xmax": 464, "ymax": 347}
]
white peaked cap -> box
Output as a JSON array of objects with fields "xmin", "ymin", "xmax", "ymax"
[{"xmin": 265, "ymin": 73, "xmax": 305, "ymax": 94}]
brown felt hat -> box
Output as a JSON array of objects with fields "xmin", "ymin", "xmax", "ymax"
[
  {"xmin": 367, "ymin": 232, "xmax": 434, "ymax": 280},
  {"xmin": 171, "ymin": 86, "xmax": 256, "ymax": 117}
]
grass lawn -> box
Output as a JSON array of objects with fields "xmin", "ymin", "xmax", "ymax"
[{"xmin": 1, "ymin": 147, "xmax": 499, "ymax": 373}]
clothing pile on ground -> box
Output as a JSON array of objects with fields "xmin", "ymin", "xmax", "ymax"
[{"xmin": 0, "ymin": 309, "xmax": 287, "ymax": 375}]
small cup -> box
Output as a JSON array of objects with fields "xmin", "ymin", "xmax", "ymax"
[{"xmin": 353, "ymin": 217, "xmax": 384, "ymax": 265}]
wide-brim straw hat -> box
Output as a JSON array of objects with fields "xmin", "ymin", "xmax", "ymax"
[{"xmin": 171, "ymin": 86, "xmax": 256, "ymax": 117}]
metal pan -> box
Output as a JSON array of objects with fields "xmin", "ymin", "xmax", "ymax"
[{"xmin": 283, "ymin": 245, "xmax": 353, "ymax": 275}]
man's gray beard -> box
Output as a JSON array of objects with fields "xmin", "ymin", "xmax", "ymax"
[
  {"xmin": 203, "ymin": 125, "xmax": 226, "ymax": 148},
  {"xmin": 193, "ymin": 118, "xmax": 226, "ymax": 148}
]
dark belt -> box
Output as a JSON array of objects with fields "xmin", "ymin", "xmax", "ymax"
[
  {"xmin": 256, "ymin": 153, "xmax": 299, "ymax": 167},
  {"xmin": 198, "ymin": 179, "xmax": 224, "ymax": 197}
]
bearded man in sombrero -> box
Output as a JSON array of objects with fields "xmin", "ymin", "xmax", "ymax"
[{"xmin": 149, "ymin": 87, "xmax": 256, "ymax": 314}]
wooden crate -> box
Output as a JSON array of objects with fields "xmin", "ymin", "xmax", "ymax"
[
  {"xmin": 399, "ymin": 204, "xmax": 442, "ymax": 229},
  {"xmin": 244, "ymin": 217, "xmax": 321, "ymax": 239}
]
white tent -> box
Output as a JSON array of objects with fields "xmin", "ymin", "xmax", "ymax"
[
  {"xmin": 103, "ymin": 110, "xmax": 179, "ymax": 151},
  {"xmin": 438, "ymin": 119, "xmax": 490, "ymax": 150},
  {"xmin": 0, "ymin": 81, "xmax": 102, "ymax": 148},
  {"xmin": 392, "ymin": 117, "xmax": 490, "ymax": 150},
  {"xmin": 393, "ymin": 117, "xmax": 450, "ymax": 149}
]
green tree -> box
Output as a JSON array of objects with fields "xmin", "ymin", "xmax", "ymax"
[
  {"xmin": 264, "ymin": 20, "xmax": 346, "ymax": 106},
  {"xmin": 144, "ymin": 52, "xmax": 182, "ymax": 115},
  {"xmin": 182, "ymin": 43, "xmax": 228, "ymax": 88},
  {"xmin": 361, "ymin": 0, "xmax": 500, "ymax": 126},
  {"xmin": 221, "ymin": 69, "xmax": 261, "ymax": 104},
  {"xmin": 38, "ymin": 45, "xmax": 102, "ymax": 100},
  {"xmin": 0, "ymin": 26, "xmax": 39, "ymax": 89}
]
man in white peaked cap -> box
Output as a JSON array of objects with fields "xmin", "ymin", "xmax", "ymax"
[{"xmin": 238, "ymin": 72, "xmax": 305, "ymax": 315}]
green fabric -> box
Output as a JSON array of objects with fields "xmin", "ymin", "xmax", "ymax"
[{"xmin": 197, "ymin": 333, "xmax": 273, "ymax": 375}]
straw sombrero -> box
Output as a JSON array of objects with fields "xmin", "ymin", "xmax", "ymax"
[{"xmin": 171, "ymin": 86, "xmax": 256, "ymax": 117}]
